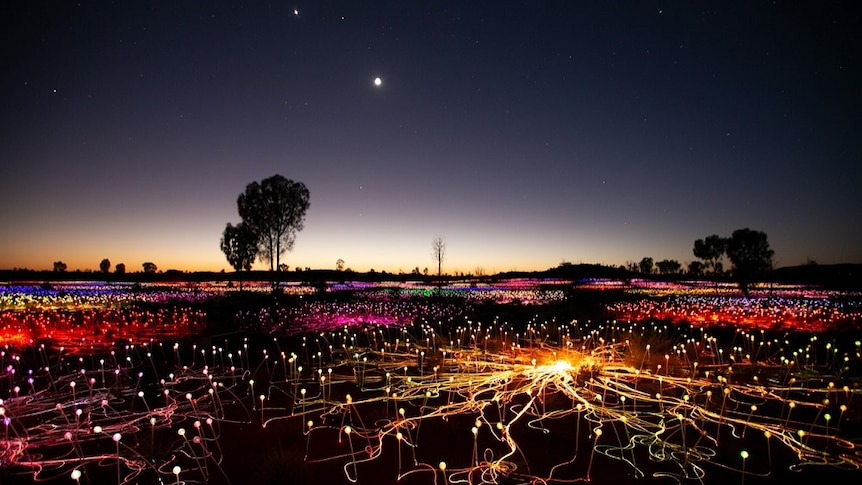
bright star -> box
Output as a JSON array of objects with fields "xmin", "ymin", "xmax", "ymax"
[{"xmin": 373, "ymin": 77, "xmax": 382, "ymax": 87}]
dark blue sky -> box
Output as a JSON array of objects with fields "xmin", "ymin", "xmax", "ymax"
[{"xmin": 2, "ymin": 1, "xmax": 860, "ymax": 273}]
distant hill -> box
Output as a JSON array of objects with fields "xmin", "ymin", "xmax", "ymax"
[
  {"xmin": 769, "ymin": 263, "xmax": 862, "ymax": 289},
  {"xmin": 498, "ymin": 263, "xmax": 633, "ymax": 281}
]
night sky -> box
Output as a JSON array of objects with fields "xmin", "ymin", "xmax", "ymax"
[{"xmin": 2, "ymin": 1, "xmax": 860, "ymax": 274}]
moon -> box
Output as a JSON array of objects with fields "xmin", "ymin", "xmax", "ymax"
[{"xmin": 373, "ymin": 77, "xmax": 382, "ymax": 87}]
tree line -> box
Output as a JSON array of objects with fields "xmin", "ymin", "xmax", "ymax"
[
  {"xmin": 52, "ymin": 259, "xmax": 157, "ymax": 274},
  {"xmin": 626, "ymin": 228, "xmax": 774, "ymax": 293}
]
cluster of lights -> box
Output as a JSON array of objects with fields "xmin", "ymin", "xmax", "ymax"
[
  {"xmin": 608, "ymin": 296, "xmax": 861, "ymax": 332},
  {"xmin": 237, "ymin": 299, "xmax": 464, "ymax": 335},
  {"xmin": 0, "ymin": 308, "xmax": 205, "ymax": 355},
  {"xmin": 0, "ymin": 342, "xmax": 242, "ymax": 484},
  {"xmin": 579, "ymin": 279, "xmax": 859, "ymax": 300}
]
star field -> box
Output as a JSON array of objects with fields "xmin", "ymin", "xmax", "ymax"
[{"xmin": 1, "ymin": 1, "xmax": 860, "ymax": 273}]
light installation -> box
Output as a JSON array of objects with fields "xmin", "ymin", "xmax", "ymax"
[{"xmin": 0, "ymin": 281, "xmax": 858, "ymax": 484}]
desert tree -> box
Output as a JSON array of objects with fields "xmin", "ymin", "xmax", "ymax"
[
  {"xmin": 431, "ymin": 236, "xmax": 446, "ymax": 277},
  {"xmin": 237, "ymin": 175, "xmax": 310, "ymax": 273},
  {"xmin": 115, "ymin": 263, "xmax": 126, "ymax": 275},
  {"xmin": 99, "ymin": 258, "xmax": 111, "ymax": 274},
  {"xmin": 687, "ymin": 261, "xmax": 704, "ymax": 276},
  {"xmin": 336, "ymin": 258, "xmax": 345, "ymax": 271},
  {"xmin": 142, "ymin": 262, "xmax": 158, "ymax": 273},
  {"xmin": 53, "ymin": 261, "xmax": 67, "ymax": 272},
  {"xmin": 638, "ymin": 257, "xmax": 654, "ymax": 275},
  {"xmin": 221, "ymin": 222, "xmax": 258, "ymax": 273},
  {"xmin": 726, "ymin": 228, "xmax": 774, "ymax": 295},
  {"xmin": 693, "ymin": 235, "xmax": 727, "ymax": 275},
  {"xmin": 656, "ymin": 259, "xmax": 681, "ymax": 275}
]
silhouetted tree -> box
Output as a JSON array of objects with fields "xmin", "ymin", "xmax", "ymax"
[
  {"xmin": 431, "ymin": 236, "xmax": 446, "ymax": 277},
  {"xmin": 115, "ymin": 263, "xmax": 126, "ymax": 275},
  {"xmin": 336, "ymin": 259, "xmax": 345, "ymax": 271},
  {"xmin": 726, "ymin": 228, "xmax": 774, "ymax": 295},
  {"xmin": 221, "ymin": 222, "xmax": 258, "ymax": 273},
  {"xmin": 142, "ymin": 262, "xmax": 158, "ymax": 273},
  {"xmin": 687, "ymin": 261, "xmax": 704, "ymax": 276},
  {"xmin": 237, "ymin": 175, "xmax": 310, "ymax": 273},
  {"xmin": 53, "ymin": 261, "xmax": 67, "ymax": 272},
  {"xmin": 638, "ymin": 257, "xmax": 654, "ymax": 274},
  {"xmin": 99, "ymin": 258, "xmax": 111, "ymax": 274},
  {"xmin": 656, "ymin": 259, "xmax": 681, "ymax": 275},
  {"xmin": 693, "ymin": 235, "xmax": 727, "ymax": 275}
]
